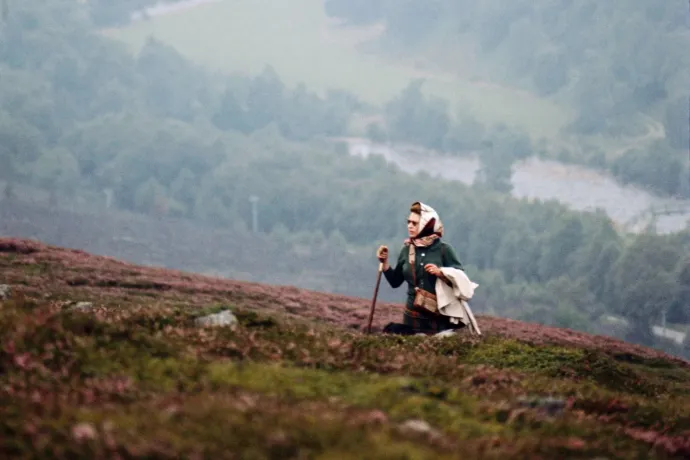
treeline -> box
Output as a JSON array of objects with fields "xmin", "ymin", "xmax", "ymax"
[
  {"xmin": 325, "ymin": 0, "xmax": 690, "ymax": 197},
  {"xmin": 324, "ymin": 0, "xmax": 687, "ymax": 123},
  {"xmin": 1, "ymin": 0, "xmax": 689, "ymax": 355},
  {"xmin": 0, "ymin": 1, "xmax": 358, "ymax": 200}
]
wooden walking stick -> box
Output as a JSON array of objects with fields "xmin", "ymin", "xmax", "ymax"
[{"xmin": 366, "ymin": 262, "xmax": 384, "ymax": 334}]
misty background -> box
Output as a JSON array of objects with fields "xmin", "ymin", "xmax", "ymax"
[{"xmin": 1, "ymin": 0, "xmax": 689, "ymax": 357}]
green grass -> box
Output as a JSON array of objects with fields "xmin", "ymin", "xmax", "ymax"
[
  {"xmin": 101, "ymin": 0, "xmax": 572, "ymax": 139},
  {"xmin": 2, "ymin": 296, "xmax": 690, "ymax": 458}
]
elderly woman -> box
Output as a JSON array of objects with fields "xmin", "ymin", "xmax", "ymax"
[{"xmin": 376, "ymin": 201, "xmax": 466, "ymax": 335}]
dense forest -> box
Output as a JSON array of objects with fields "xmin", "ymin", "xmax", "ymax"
[
  {"xmin": 1, "ymin": 0, "xmax": 689, "ymax": 357},
  {"xmin": 324, "ymin": 0, "xmax": 690, "ymax": 197},
  {"xmin": 85, "ymin": 0, "xmax": 690, "ymax": 197}
]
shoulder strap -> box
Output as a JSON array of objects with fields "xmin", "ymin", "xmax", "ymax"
[{"xmin": 408, "ymin": 244, "xmax": 417, "ymax": 288}]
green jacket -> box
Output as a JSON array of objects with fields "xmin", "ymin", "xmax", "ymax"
[{"xmin": 383, "ymin": 239, "xmax": 463, "ymax": 303}]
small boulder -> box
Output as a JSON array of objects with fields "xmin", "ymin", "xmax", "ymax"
[
  {"xmin": 399, "ymin": 419, "xmax": 441, "ymax": 439},
  {"xmin": 434, "ymin": 330, "xmax": 457, "ymax": 338},
  {"xmin": 71, "ymin": 422, "xmax": 97, "ymax": 443},
  {"xmin": 0, "ymin": 284, "xmax": 11, "ymax": 300},
  {"xmin": 517, "ymin": 395, "xmax": 566, "ymax": 416},
  {"xmin": 195, "ymin": 310, "xmax": 238, "ymax": 329},
  {"xmin": 69, "ymin": 302, "xmax": 94, "ymax": 311}
]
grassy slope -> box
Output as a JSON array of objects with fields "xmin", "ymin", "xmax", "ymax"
[
  {"xmin": 100, "ymin": 0, "xmax": 571, "ymax": 140},
  {"xmin": 1, "ymin": 237, "xmax": 690, "ymax": 458}
]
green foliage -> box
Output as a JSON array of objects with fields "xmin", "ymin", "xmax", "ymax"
[
  {"xmin": 385, "ymin": 79, "xmax": 450, "ymax": 151},
  {"xmin": 0, "ymin": 112, "xmax": 44, "ymax": 181},
  {"xmin": 611, "ymin": 141, "xmax": 685, "ymax": 196},
  {"xmin": 537, "ymin": 215, "xmax": 584, "ymax": 281},
  {"xmin": 670, "ymin": 258, "xmax": 690, "ymax": 324},
  {"xmin": 532, "ymin": 51, "xmax": 569, "ymax": 96},
  {"xmin": 442, "ymin": 115, "xmax": 486, "ymax": 153},
  {"xmin": 473, "ymin": 137, "xmax": 519, "ymax": 194},
  {"xmin": 325, "ymin": 0, "xmax": 690, "ymax": 196},
  {"xmin": 664, "ymin": 96, "xmax": 690, "ymax": 151},
  {"xmin": 366, "ymin": 122, "xmax": 388, "ymax": 143},
  {"xmin": 133, "ymin": 177, "xmax": 166, "ymax": 214},
  {"xmin": 608, "ymin": 234, "xmax": 683, "ymax": 343},
  {"xmin": 30, "ymin": 148, "xmax": 80, "ymax": 190}
]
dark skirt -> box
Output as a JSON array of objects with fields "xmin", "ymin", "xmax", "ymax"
[
  {"xmin": 403, "ymin": 305, "xmax": 463, "ymax": 333},
  {"xmin": 383, "ymin": 302, "xmax": 465, "ymax": 335}
]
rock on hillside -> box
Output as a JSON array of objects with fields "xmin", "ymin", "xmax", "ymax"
[{"xmin": 1, "ymin": 237, "xmax": 689, "ymax": 459}]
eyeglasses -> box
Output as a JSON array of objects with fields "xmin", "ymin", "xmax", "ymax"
[{"xmin": 407, "ymin": 220, "xmax": 419, "ymax": 226}]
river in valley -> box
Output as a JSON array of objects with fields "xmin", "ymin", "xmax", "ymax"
[{"xmin": 346, "ymin": 140, "xmax": 690, "ymax": 234}]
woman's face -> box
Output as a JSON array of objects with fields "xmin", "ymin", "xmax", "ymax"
[{"xmin": 407, "ymin": 212, "xmax": 420, "ymax": 237}]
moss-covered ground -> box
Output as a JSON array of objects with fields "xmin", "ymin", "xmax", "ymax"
[{"xmin": 1, "ymin": 238, "xmax": 689, "ymax": 458}]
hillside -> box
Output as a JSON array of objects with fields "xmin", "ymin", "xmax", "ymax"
[
  {"xmin": 0, "ymin": 198, "xmax": 382, "ymax": 302},
  {"xmin": 1, "ymin": 237, "xmax": 690, "ymax": 458}
]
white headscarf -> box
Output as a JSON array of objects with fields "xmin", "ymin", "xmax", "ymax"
[{"xmin": 406, "ymin": 201, "xmax": 444, "ymax": 247}]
